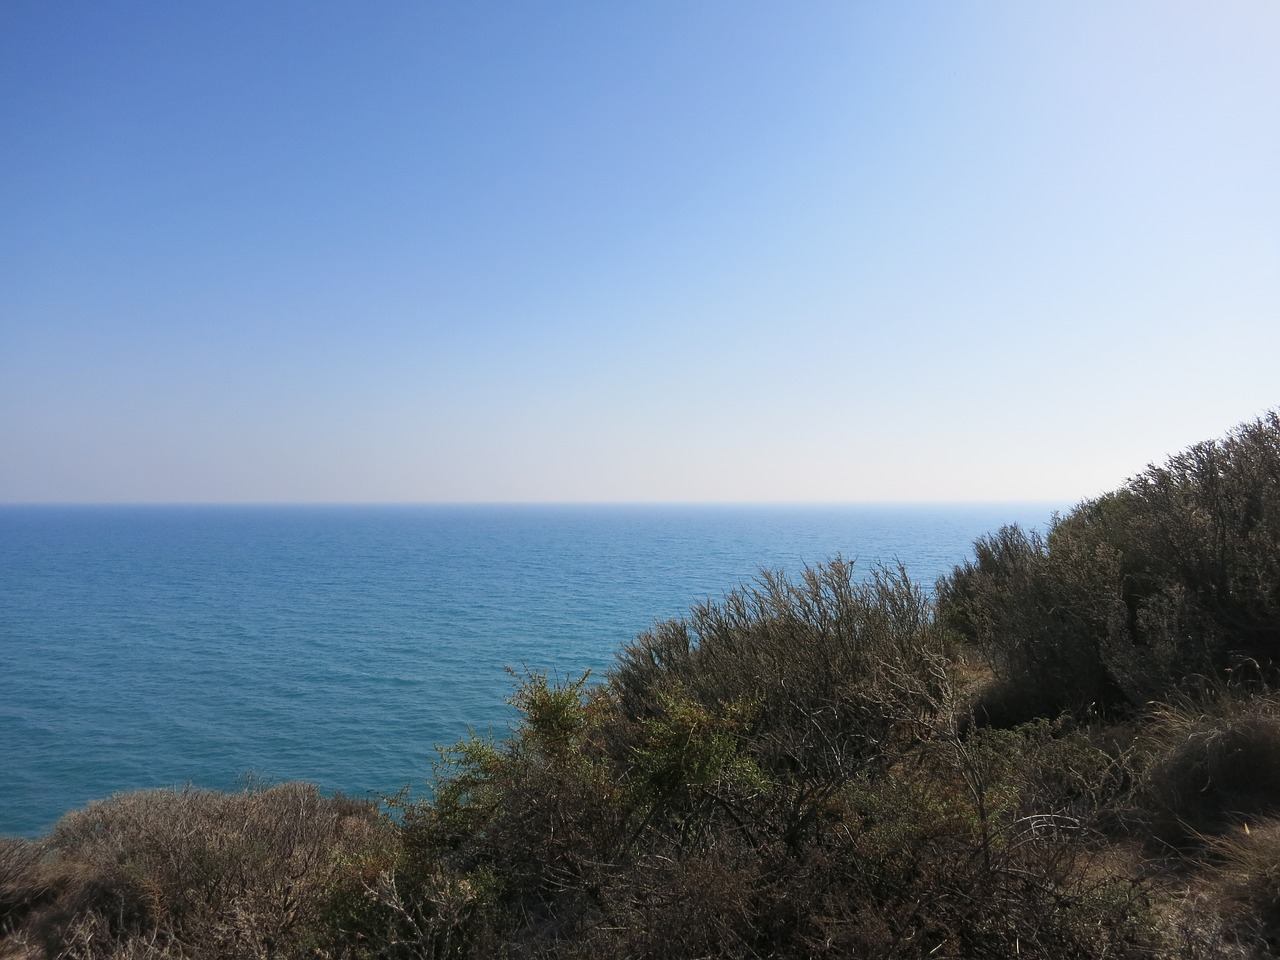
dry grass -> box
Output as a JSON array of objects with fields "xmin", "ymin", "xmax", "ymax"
[{"xmin": 1137, "ymin": 695, "xmax": 1280, "ymax": 849}]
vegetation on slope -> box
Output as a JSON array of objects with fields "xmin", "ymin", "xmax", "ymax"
[{"xmin": 3, "ymin": 411, "xmax": 1279, "ymax": 959}]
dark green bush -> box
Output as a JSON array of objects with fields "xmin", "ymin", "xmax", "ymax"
[
  {"xmin": 613, "ymin": 559, "xmax": 951, "ymax": 777},
  {"xmin": 937, "ymin": 519, "xmax": 1133, "ymax": 719},
  {"xmin": 940, "ymin": 411, "xmax": 1280, "ymax": 717},
  {"xmin": 1112, "ymin": 412, "xmax": 1280, "ymax": 672},
  {"xmin": 388, "ymin": 559, "xmax": 1158, "ymax": 958}
]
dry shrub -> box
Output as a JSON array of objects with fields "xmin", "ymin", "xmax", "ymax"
[
  {"xmin": 1, "ymin": 836, "xmax": 52, "ymax": 951},
  {"xmin": 586, "ymin": 845, "xmax": 773, "ymax": 960},
  {"xmin": 805, "ymin": 724, "xmax": 1152, "ymax": 960},
  {"xmin": 1139, "ymin": 698, "xmax": 1280, "ymax": 848},
  {"xmin": 347, "ymin": 862, "xmax": 504, "ymax": 960},
  {"xmin": 1142, "ymin": 820, "xmax": 1280, "ymax": 960},
  {"xmin": 9, "ymin": 781, "xmax": 390, "ymax": 960},
  {"xmin": 1187, "ymin": 817, "xmax": 1280, "ymax": 956}
]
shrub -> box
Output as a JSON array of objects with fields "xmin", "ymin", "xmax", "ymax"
[
  {"xmin": 937, "ymin": 521, "xmax": 1129, "ymax": 720},
  {"xmin": 613, "ymin": 559, "xmax": 951, "ymax": 778},
  {"xmin": 391, "ymin": 669, "xmax": 632, "ymax": 955},
  {"xmin": 781, "ymin": 717, "xmax": 1151, "ymax": 959},
  {"xmin": 1138, "ymin": 696, "xmax": 1280, "ymax": 848},
  {"xmin": 386, "ymin": 562, "xmax": 961, "ymax": 956},
  {"xmin": 390, "ymin": 559, "xmax": 1166, "ymax": 958},
  {"xmin": 939, "ymin": 411, "xmax": 1280, "ymax": 717},
  {"xmin": 11, "ymin": 781, "xmax": 389, "ymax": 960},
  {"xmin": 1196, "ymin": 817, "xmax": 1280, "ymax": 954},
  {"xmin": 0, "ymin": 836, "xmax": 50, "ymax": 938},
  {"xmin": 1121, "ymin": 412, "xmax": 1280, "ymax": 672}
]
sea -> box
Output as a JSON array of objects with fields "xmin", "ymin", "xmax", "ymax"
[{"xmin": 0, "ymin": 503, "xmax": 1063, "ymax": 838}]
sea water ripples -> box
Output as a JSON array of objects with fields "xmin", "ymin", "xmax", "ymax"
[{"xmin": 0, "ymin": 503, "xmax": 1061, "ymax": 837}]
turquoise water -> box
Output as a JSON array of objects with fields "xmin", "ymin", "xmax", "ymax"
[{"xmin": 0, "ymin": 503, "xmax": 1061, "ymax": 838}]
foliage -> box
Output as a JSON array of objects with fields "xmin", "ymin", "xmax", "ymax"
[
  {"xmin": 0, "ymin": 836, "xmax": 50, "ymax": 939},
  {"xmin": 1135, "ymin": 693, "xmax": 1280, "ymax": 848},
  {"xmin": 614, "ymin": 559, "xmax": 951, "ymax": 776},
  {"xmin": 939, "ymin": 411, "xmax": 1280, "ymax": 716},
  {"xmin": 937, "ymin": 521, "xmax": 1128, "ymax": 719},
  {"xmin": 3, "ymin": 780, "xmax": 389, "ymax": 959},
  {"xmin": 380, "ymin": 560, "xmax": 1157, "ymax": 958},
  {"xmin": 5, "ymin": 410, "xmax": 1280, "ymax": 958}
]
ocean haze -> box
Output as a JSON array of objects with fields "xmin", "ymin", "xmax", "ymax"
[
  {"xmin": 0, "ymin": 502, "xmax": 1061, "ymax": 837},
  {"xmin": 2, "ymin": 4, "xmax": 1276, "ymax": 505}
]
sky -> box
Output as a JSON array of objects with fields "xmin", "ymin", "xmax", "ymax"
[{"xmin": 1, "ymin": 2, "xmax": 1277, "ymax": 504}]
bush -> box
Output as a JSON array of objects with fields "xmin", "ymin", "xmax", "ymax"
[
  {"xmin": 937, "ymin": 521, "xmax": 1130, "ymax": 720},
  {"xmin": 8, "ymin": 781, "xmax": 389, "ymax": 960},
  {"xmin": 388, "ymin": 559, "xmax": 1163, "ymax": 958},
  {"xmin": 1121, "ymin": 412, "xmax": 1280, "ymax": 672},
  {"xmin": 389, "ymin": 670, "xmax": 629, "ymax": 955},
  {"xmin": 1138, "ymin": 696, "xmax": 1280, "ymax": 848},
  {"xmin": 939, "ymin": 411, "xmax": 1280, "ymax": 717},
  {"xmin": 0, "ymin": 836, "xmax": 50, "ymax": 938},
  {"xmin": 613, "ymin": 559, "xmax": 951, "ymax": 778}
]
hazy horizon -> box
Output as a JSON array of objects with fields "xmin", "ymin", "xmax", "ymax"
[
  {"xmin": 3, "ymin": 3, "xmax": 1276, "ymax": 505},
  {"xmin": 0, "ymin": 498, "xmax": 1069, "ymax": 508}
]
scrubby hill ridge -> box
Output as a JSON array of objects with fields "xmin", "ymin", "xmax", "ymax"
[{"xmin": 4, "ymin": 411, "xmax": 1280, "ymax": 959}]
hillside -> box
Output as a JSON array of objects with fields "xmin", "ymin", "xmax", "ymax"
[{"xmin": 4, "ymin": 411, "xmax": 1280, "ymax": 959}]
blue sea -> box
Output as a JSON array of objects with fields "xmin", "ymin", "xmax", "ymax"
[{"xmin": 0, "ymin": 503, "xmax": 1062, "ymax": 838}]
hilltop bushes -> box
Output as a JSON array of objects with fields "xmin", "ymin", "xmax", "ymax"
[
  {"xmin": 377, "ymin": 562, "xmax": 1154, "ymax": 958},
  {"xmin": 938, "ymin": 411, "xmax": 1280, "ymax": 719},
  {"xmin": 4, "ymin": 410, "xmax": 1280, "ymax": 958}
]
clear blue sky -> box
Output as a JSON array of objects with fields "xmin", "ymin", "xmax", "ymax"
[{"xmin": 2, "ymin": 2, "xmax": 1276, "ymax": 503}]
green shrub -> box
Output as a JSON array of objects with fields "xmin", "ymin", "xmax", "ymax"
[
  {"xmin": 391, "ymin": 559, "xmax": 1164, "ymax": 958},
  {"xmin": 940, "ymin": 411, "xmax": 1280, "ymax": 717},
  {"xmin": 1121, "ymin": 412, "xmax": 1280, "ymax": 672},
  {"xmin": 613, "ymin": 559, "xmax": 951, "ymax": 777},
  {"xmin": 938, "ymin": 521, "xmax": 1129, "ymax": 719},
  {"xmin": 391, "ymin": 669, "xmax": 634, "ymax": 954}
]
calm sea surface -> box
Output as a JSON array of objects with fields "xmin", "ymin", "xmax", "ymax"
[{"xmin": 0, "ymin": 503, "xmax": 1062, "ymax": 837}]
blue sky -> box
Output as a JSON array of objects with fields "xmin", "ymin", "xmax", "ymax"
[{"xmin": 2, "ymin": 2, "xmax": 1276, "ymax": 503}]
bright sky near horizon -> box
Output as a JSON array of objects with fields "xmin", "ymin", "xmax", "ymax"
[{"xmin": 1, "ymin": 2, "xmax": 1277, "ymax": 504}]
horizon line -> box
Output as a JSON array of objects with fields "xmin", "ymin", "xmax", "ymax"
[{"xmin": 0, "ymin": 498, "xmax": 1076, "ymax": 508}]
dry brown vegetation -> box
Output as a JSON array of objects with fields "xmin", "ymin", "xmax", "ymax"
[
  {"xmin": 0, "ymin": 782, "xmax": 393, "ymax": 959},
  {"xmin": 4, "ymin": 411, "xmax": 1279, "ymax": 958}
]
